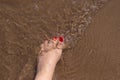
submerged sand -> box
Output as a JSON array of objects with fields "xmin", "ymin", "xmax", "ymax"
[{"xmin": 0, "ymin": 0, "xmax": 120, "ymax": 80}]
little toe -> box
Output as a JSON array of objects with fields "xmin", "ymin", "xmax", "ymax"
[
  {"xmin": 40, "ymin": 44, "xmax": 44, "ymax": 51},
  {"xmin": 44, "ymin": 40, "xmax": 48, "ymax": 46},
  {"xmin": 41, "ymin": 40, "xmax": 49, "ymax": 52}
]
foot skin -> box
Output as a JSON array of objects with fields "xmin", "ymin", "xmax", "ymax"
[
  {"xmin": 38, "ymin": 37, "xmax": 64, "ymax": 67},
  {"xmin": 35, "ymin": 37, "xmax": 64, "ymax": 80}
]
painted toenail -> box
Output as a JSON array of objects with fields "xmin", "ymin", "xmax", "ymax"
[
  {"xmin": 59, "ymin": 36, "xmax": 64, "ymax": 42},
  {"xmin": 53, "ymin": 36, "xmax": 58, "ymax": 41}
]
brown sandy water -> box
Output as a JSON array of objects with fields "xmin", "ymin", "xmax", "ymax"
[{"xmin": 0, "ymin": 0, "xmax": 120, "ymax": 80}]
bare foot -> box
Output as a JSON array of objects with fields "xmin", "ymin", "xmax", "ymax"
[
  {"xmin": 35, "ymin": 37, "xmax": 64, "ymax": 80},
  {"xmin": 37, "ymin": 36, "xmax": 64, "ymax": 71}
]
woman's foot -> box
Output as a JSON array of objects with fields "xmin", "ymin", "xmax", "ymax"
[
  {"xmin": 35, "ymin": 37, "xmax": 64, "ymax": 80},
  {"xmin": 37, "ymin": 36, "xmax": 64, "ymax": 71}
]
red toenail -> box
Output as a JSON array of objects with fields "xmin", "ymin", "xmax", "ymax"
[
  {"xmin": 53, "ymin": 36, "xmax": 58, "ymax": 40},
  {"xmin": 59, "ymin": 37, "xmax": 64, "ymax": 42}
]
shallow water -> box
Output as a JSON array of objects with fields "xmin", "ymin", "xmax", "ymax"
[
  {"xmin": 34, "ymin": 0, "xmax": 109, "ymax": 48},
  {"xmin": 0, "ymin": 0, "xmax": 109, "ymax": 48},
  {"xmin": 56, "ymin": 0, "xmax": 109, "ymax": 48}
]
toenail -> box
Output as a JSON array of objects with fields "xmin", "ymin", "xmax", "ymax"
[
  {"xmin": 59, "ymin": 36, "xmax": 64, "ymax": 42},
  {"xmin": 53, "ymin": 36, "xmax": 58, "ymax": 41}
]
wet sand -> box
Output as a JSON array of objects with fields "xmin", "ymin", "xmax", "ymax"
[{"xmin": 0, "ymin": 0, "xmax": 120, "ymax": 80}]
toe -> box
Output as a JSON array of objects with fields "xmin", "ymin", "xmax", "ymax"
[
  {"xmin": 52, "ymin": 38, "xmax": 59, "ymax": 48},
  {"xmin": 44, "ymin": 40, "xmax": 48, "ymax": 48},
  {"xmin": 41, "ymin": 40, "xmax": 50, "ymax": 52},
  {"xmin": 57, "ymin": 42, "xmax": 64, "ymax": 49},
  {"xmin": 40, "ymin": 44, "xmax": 44, "ymax": 51},
  {"xmin": 44, "ymin": 39, "xmax": 55, "ymax": 50},
  {"xmin": 57, "ymin": 36, "xmax": 65, "ymax": 49}
]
